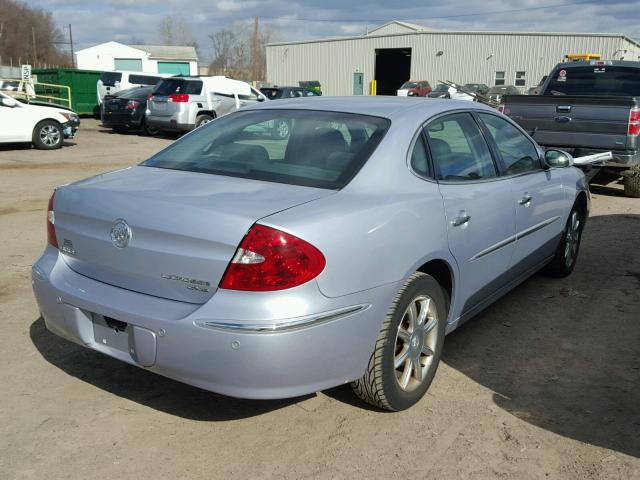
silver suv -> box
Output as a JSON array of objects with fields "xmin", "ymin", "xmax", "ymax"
[{"xmin": 146, "ymin": 76, "xmax": 266, "ymax": 133}]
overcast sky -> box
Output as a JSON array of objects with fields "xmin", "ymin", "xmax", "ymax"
[{"xmin": 32, "ymin": 0, "xmax": 640, "ymax": 61}]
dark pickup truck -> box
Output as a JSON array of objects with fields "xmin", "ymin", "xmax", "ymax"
[{"xmin": 501, "ymin": 60, "xmax": 640, "ymax": 197}]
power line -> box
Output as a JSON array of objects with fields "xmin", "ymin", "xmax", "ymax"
[{"xmin": 260, "ymin": 0, "xmax": 602, "ymax": 23}]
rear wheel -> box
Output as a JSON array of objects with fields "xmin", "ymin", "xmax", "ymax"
[
  {"xmin": 195, "ymin": 114, "xmax": 214, "ymax": 128},
  {"xmin": 351, "ymin": 272, "xmax": 446, "ymax": 411},
  {"xmin": 141, "ymin": 119, "xmax": 159, "ymax": 136},
  {"xmin": 32, "ymin": 120, "xmax": 62, "ymax": 150},
  {"xmin": 544, "ymin": 204, "xmax": 585, "ymax": 277},
  {"xmin": 622, "ymin": 169, "xmax": 640, "ymax": 198}
]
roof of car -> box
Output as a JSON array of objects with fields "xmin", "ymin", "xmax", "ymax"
[{"xmin": 249, "ymin": 96, "xmax": 495, "ymax": 120}]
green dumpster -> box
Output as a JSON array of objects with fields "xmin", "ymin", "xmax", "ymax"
[{"xmin": 32, "ymin": 68, "xmax": 103, "ymax": 116}]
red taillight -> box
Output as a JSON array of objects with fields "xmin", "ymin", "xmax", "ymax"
[
  {"xmin": 125, "ymin": 100, "xmax": 141, "ymax": 109},
  {"xmin": 169, "ymin": 93, "xmax": 189, "ymax": 103},
  {"xmin": 628, "ymin": 107, "xmax": 640, "ymax": 136},
  {"xmin": 219, "ymin": 225, "xmax": 326, "ymax": 291},
  {"xmin": 47, "ymin": 191, "xmax": 58, "ymax": 248}
]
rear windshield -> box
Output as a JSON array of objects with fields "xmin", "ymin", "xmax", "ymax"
[
  {"xmin": 118, "ymin": 86, "xmax": 153, "ymax": 99},
  {"xmin": 100, "ymin": 72, "xmax": 122, "ymax": 87},
  {"xmin": 544, "ymin": 66, "xmax": 640, "ymax": 96},
  {"xmin": 142, "ymin": 109, "xmax": 390, "ymax": 189},
  {"xmin": 261, "ymin": 88, "xmax": 283, "ymax": 99},
  {"xmin": 129, "ymin": 74, "xmax": 163, "ymax": 86},
  {"xmin": 153, "ymin": 79, "xmax": 202, "ymax": 95}
]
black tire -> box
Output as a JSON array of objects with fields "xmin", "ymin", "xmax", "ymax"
[
  {"xmin": 544, "ymin": 203, "xmax": 585, "ymax": 277},
  {"xmin": 351, "ymin": 272, "xmax": 447, "ymax": 411},
  {"xmin": 32, "ymin": 120, "xmax": 63, "ymax": 150},
  {"xmin": 195, "ymin": 114, "xmax": 214, "ymax": 128},
  {"xmin": 141, "ymin": 119, "xmax": 159, "ymax": 137},
  {"xmin": 623, "ymin": 174, "xmax": 640, "ymax": 198}
]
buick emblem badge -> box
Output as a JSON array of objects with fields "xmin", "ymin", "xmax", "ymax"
[{"xmin": 110, "ymin": 219, "xmax": 132, "ymax": 248}]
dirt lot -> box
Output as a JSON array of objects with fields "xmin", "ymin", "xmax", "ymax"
[{"xmin": 1, "ymin": 120, "xmax": 639, "ymax": 480}]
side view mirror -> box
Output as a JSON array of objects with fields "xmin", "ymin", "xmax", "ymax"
[
  {"xmin": 257, "ymin": 95, "xmax": 265, "ymax": 102},
  {"xmin": 544, "ymin": 149, "xmax": 573, "ymax": 168},
  {"xmin": 1, "ymin": 97, "xmax": 17, "ymax": 107}
]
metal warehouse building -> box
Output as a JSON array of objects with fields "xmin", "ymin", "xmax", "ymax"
[{"xmin": 266, "ymin": 21, "xmax": 640, "ymax": 96}]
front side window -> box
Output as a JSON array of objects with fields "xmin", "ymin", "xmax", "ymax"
[
  {"xmin": 515, "ymin": 71, "xmax": 526, "ymax": 87},
  {"xmin": 142, "ymin": 109, "xmax": 390, "ymax": 189},
  {"xmin": 495, "ymin": 71, "xmax": 505, "ymax": 86},
  {"xmin": 425, "ymin": 113, "xmax": 497, "ymax": 181},
  {"xmin": 479, "ymin": 113, "xmax": 541, "ymax": 175}
]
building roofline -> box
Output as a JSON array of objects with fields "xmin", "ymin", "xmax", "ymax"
[{"xmin": 266, "ymin": 30, "xmax": 640, "ymax": 49}]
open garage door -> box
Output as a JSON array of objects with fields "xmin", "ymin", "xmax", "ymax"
[{"xmin": 374, "ymin": 48, "xmax": 411, "ymax": 96}]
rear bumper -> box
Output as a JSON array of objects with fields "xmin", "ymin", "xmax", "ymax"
[
  {"xmin": 32, "ymin": 247, "xmax": 397, "ymax": 399},
  {"xmin": 102, "ymin": 112, "xmax": 142, "ymax": 129},
  {"xmin": 146, "ymin": 115, "xmax": 194, "ymax": 132},
  {"xmin": 565, "ymin": 147, "xmax": 640, "ymax": 168}
]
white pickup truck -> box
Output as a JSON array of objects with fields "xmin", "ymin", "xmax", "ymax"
[{"xmin": 0, "ymin": 91, "xmax": 80, "ymax": 149}]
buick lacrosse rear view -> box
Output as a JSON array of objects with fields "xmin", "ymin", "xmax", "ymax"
[{"xmin": 33, "ymin": 97, "xmax": 589, "ymax": 411}]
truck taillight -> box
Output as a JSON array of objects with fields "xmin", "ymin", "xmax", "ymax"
[
  {"xmin": 169, "ymin": 93, "xmax": 189, "ymax": 103},
  {"xmin": 47, "ymin": 191, "xmax": 58, "ymax": 248},
  {"xmin": 628, "ymin": 108, "xmax": 640, "ymax": 136},
  {"xmin": 219, "ymin": 225, "xmax": 326, "ymax": 291}
]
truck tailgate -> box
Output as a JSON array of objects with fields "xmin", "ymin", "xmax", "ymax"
[{"xmin": 502, "ymin": 95, "xmax": 638, "ymax": 151}]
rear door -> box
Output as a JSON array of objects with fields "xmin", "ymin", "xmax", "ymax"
[
  {"xmin": 478, "ymin": 112, "xmax": 566, "ymax": 275},
  {"xmin": 425, "ymin": 112, "xmax": 517, "ymax": 313}
]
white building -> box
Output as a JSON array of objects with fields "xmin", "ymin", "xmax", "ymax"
[
  {"xmin": 266, "ymin": 21, "xmax": 640, "ymax": 96},
  {"xmin": 75, "ymin": 41, "xmax": 198, "ymax": 75}
]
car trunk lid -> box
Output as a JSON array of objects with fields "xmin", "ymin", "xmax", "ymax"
[{"xmin": 53, "ymin": 166, "xmax": 334, "ymax": 303}]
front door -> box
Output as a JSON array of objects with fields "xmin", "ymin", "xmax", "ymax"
[
  {"xmin": 353, "ymin": 72, "xmax": 364, "ymax": 96},
  {"xmin": 425, "ymin": 112, "xmax": 517, "ymax": 315},
  {"xmin": 477, "ymin": 113, "xmax": 566, "ymax": 275}
]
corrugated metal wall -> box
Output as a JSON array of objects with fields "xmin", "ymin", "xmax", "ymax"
[{"xmin": 266, "ymin": 32, "xmax": 640, "ymax": 96}]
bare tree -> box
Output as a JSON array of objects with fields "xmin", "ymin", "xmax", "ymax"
[
  {"xmin": 208, "ymin": 18, "xmax": 275, "ymax": 81},
  {"xmin": 0, "ymin": 0, "xmax": 68, "ymax": 67}
]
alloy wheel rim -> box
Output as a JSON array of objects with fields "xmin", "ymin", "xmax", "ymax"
[
  {"xmin": 276, "ymin": 121, "xmax": 289, "ymax": 138},
  {"xmin": 394, "ymin": 295, "xmax": 439, "ymax": 392},
  {"xmin": 564, "ymin": 211, "xmax": 581, "ymax": 268},
  {"xmin": 40, "ymin": 125, "xmax": 60, "ymax": 146}
]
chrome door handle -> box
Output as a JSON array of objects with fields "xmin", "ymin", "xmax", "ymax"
[
  {"xmin": 451, "ymin": 213, "xmax": 471, "ymax": 227},
  {"xmin": 519, "ymin": 194, "xmax": 532, "ymax": 206}
]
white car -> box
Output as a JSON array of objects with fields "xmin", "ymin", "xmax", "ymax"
[{"xmin": 0, "ymin": 91, "xmax": 79, "ymax": 149}]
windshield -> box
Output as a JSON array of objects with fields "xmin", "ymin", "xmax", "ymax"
[
  {"xmin": 463, "ymin": 84, "xmax": 482, "ymax": 92},
  {"xmin": 401, "ymin": 82, "xmax": 419, "ymax": 89},
  {"xmin": 100, "ymin": 72, "xmax": 122, "ymax": 87},
  {"xmin": 142, "ymin": 109, "xmax": 390, "ymax": 189},
  {"xmin": 153, "ymin": 79, "xmax": 202, "ymax": 95},
  {"xmin": 544, "ymin": 66, "xmax": 640, "ymax": 96},
  {"xmin": 489, "ymin": 87, "xmax": 508, "ymax": 94},
  {"xmin": 433, "ymin": 84, "xmax": 449, "ymax": 92}
]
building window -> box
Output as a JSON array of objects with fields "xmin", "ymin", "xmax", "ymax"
[
  {"xmin": 515, "ymin": 71, "xmax": 526, "ymax": 87},
  {"xmin": 494, "ymin": 71, "xmax": 505, "ymax": 86}
]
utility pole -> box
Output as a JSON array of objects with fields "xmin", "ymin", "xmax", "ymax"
[
  {"xmin": 32, "ymin": 26, "xmax": 37, "ymax": 65},
  {"xmin": 68, "ymin": 24, "xmax": 75, "ymax": 68},
  {"xmin": 251, "ymin": 16, "xmax": 259, "ymax": 81}
]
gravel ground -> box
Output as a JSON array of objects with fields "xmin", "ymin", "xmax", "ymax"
[{"xmin": 1, "ymin": 120, "xmax": 639, "ymax": 480}]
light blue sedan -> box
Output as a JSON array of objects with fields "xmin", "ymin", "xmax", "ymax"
[{"xmin": 32, "ymin": 97, "xmax": 589, "ymax": 411}]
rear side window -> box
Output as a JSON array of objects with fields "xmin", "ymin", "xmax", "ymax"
[
  {"xmin": 410, "ymin": 134, "xmax": 430, "ymax": 177},
  {"xmin": 129, "ymin": 74, "xmax": 162, "ymax": 86},
  {"xmin": 544, "ymin": 66, "xmax": 640, "ymax": 96},
  {"xmin": 153, "ymin": 79, "xmax": 202, "ymax": 95},
  {"xmin": 479, "ymin": 113, "xmax": 541, "ymax": 175},
  {"xmin": 100, "ymin": 72, "xmax": 122, "ymax": 87},
  {"xmin": 142, "ymin": 109, "xmax": 390, "ymax": 189},
  {"xmin": 425, "ymin": 113, "xmax": 496, "ymax": 181}
]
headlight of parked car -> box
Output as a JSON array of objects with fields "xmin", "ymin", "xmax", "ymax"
[{"xmin": 60, "ymin": 112, "xmax": 79, "ymax": 123}]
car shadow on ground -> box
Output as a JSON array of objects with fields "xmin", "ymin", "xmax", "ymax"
[
  {"xmin": 29, "ymin": 318, "xmax": 311, "ymax": 421},
  {"xmin": 443, "ymin": 213, "xmax": 640, "ymax": 458}
]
